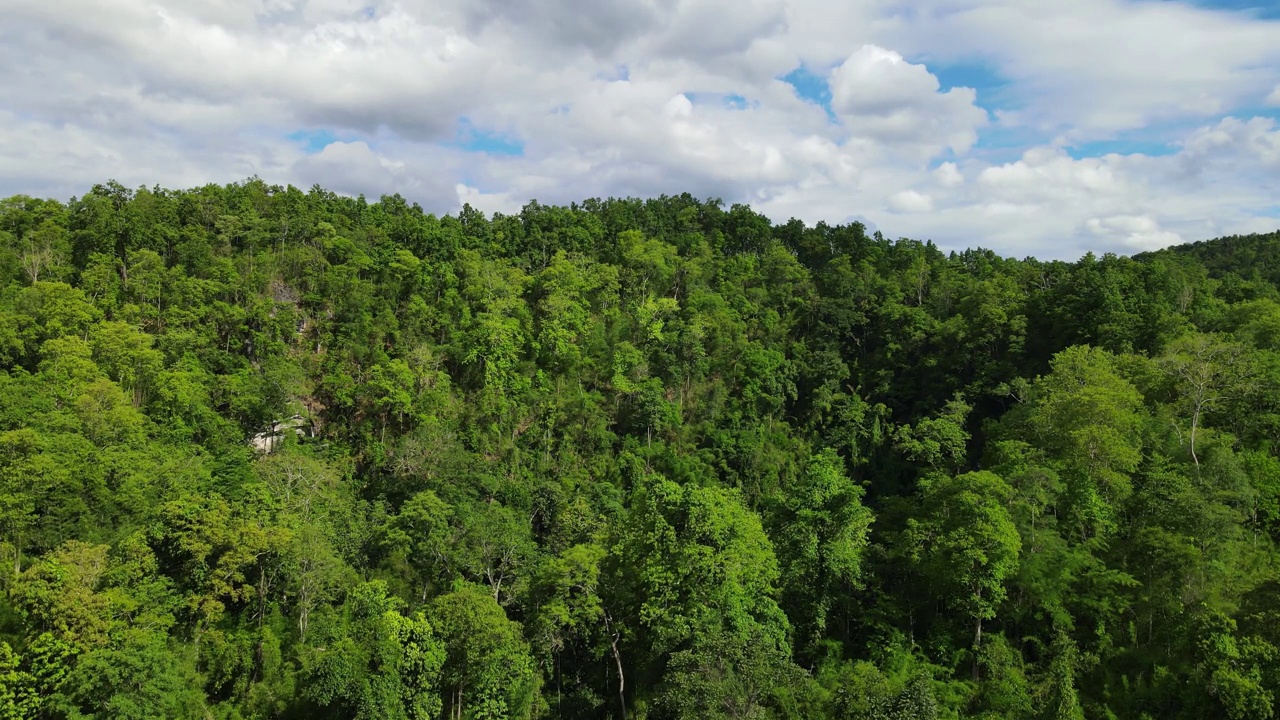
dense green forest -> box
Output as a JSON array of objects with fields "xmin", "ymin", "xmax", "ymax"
[{"xmin": 2, "ymin": 179, "xmax": 1280, "ymax": 719}]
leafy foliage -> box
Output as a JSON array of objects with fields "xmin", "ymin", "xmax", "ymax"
[{"xmin": 1, "ymin": 179, "xmax": 1279, "ymax": 718}]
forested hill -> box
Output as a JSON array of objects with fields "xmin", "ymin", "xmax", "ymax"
[
  {"xmin": 1136, "ymin": 230, "xmax": 1280, "ymax": 291},
  {"xmin": 4, "ymin": 179, "xmax": 1280, "ymax": 720}
]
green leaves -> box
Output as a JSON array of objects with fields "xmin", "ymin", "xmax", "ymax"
[
  {"xmin": 6, "ymin": 184, "xmax": 1280, "ymax": 720},
  {"xmin": 905, "ymin": 471, "xmax": 1021, "ymax": 653},
  {"xmin": 999, "ymin": 346, "xmax": 1145, "ymax": 542},
  {"xmin": 610, "ymin": 477, "xmax": 785, "ymax": 653},
  {"xmin": 306, "ymin": 581, "xmax": 446, "ymax": 720},
  {"xmin": 770, "ymin": 448, "xmax": 874, "ymax": 652},
  {"xmin": 431, "ymin": 582, "xmax": 540, "ymax": 720}
]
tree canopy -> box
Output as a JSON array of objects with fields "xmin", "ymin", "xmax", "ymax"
[{"xmin": 1, "ymin": 179, "xmax": 1279, "ymax": 718}]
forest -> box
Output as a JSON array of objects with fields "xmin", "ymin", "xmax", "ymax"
[{"xmin": 2, "ymin": 178, "xmax": 1280, "ymax": 719}]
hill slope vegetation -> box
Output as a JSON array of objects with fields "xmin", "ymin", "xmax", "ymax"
[{"xmin": 3, "ymin": 180, "xmax": 1280, "ymax": 719}]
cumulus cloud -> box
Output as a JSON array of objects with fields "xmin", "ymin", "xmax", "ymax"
[
  {"xmin": 879, "ymin": 121, "xmax": 1280, "ymax": 258},
  {"xmin": 1, "ymin": 0, "xmax": 1279, "ymax": 259},
  {"xmin": 933, "ymin": 162, "xmax": 965, "ymax": 188},
  {"xmin": 889, "ymin": 190, "xmax": 934, "ymax": 213},
  {"xmin": 866, "ymin": 0, "xmax": 1280, "ymax": 137},
  {"xmin": 830, "ymin": 45, "xmax": 987, "ymax": 154},
  {"xmin": 1086, "ymin": 214, "xmax": 1182, "ymax": 252},
  {"xmin": 1179, "ymin": 117, "xmax": 1280, "ymax": 173},
  {"xmin": 291, "ymin": 141, "xmax": 461, "ymax": 211}
]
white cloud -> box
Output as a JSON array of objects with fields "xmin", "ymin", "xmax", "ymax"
[
  {"xmin": 649, "ymin": 0, "xmax": 789, "ymax": 63},
  {"xmin": 1086, "ymin": 215, "xmax": 1182, "ymax": 252},
  {"xmin": 461, "ymin": 0, "xmax": 666, "ymax": 56},
  {"xmin": 933, "ymin": 162, "xmax": 964, "ymax": 188},
  {"xmin": 0, "ymin": 109, "xmax": 295, "ymax": 200},
  {"xmin": 889, "ymin": 190, "xmax": 934, "ymax": 213},
  {"xmin": 977, "ymin": 147, "xmax": 1122, "ymax": 202},
  {"xmin": 1, "ymin": 0, "xmax": 1279, "ymax": 259},
  {"xmin": 1179, "ymin": 116, "xmax": 1280, "ymax": 172},
  {"xmin": 829, "ymin": 45, "xmax": 988, "ymax": 155},
  {"xmin": 879, "ymin": 121, "xmax": 1280, "ymax": 258},
  {"xmin": 291, "ymin": 141, "xmax": 461, "ymax": 209},
  {"xmin": 864, "ymin": 0, "xmax": 1280, "ymax": 137}
]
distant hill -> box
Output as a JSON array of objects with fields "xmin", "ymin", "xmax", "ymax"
[{"xmin": 1136, "ymin": 230, "xmax": 1280, "ymax": 285}]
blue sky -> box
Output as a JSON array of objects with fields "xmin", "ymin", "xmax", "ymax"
[
  {"xmin": 4, "ymin": 0, "xmax": 1280, "ymax": 259},
  {"xmin": 1181, "ymin": 0, "xmax": 1280, "ymax": 18},
  {"xmin": 288, "ymin": 129, "xmax": 346, "ymax": 154},
  {"xmin": 450, "ymin": 118, "xmax": 525, "ymax": 157},
  {"xmin": 781, "ymin": 66, "xmax": 836, "ymax": 119}
]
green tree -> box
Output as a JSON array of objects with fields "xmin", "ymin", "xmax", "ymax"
[
  {"xmin": 307, "ymin": 581, "xmax": 446, "ymax": 720},
  {"xmin": 905, "ymin": 471, "xmax": 1021, "ymax": 675},
  {"xmin": 769, "ymin": 448, "xmax": 874, "ymax": 654},
  {"xmin": 431, "ymin": 582, "xmax": 541, "ymax": 720}
]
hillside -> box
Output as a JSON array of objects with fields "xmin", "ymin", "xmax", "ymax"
[
  {"xmin": 1137, "ymin": 230, "xmax": 1280, "ymax": 295},
  {"xmin": 2, "ymin": 179, "xmax": 1280, "ymax": 719}
]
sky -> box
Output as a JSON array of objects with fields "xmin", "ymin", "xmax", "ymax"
[{"xmin": 2, "ymin": 0, "xmax": 1280, "ymax": 259}]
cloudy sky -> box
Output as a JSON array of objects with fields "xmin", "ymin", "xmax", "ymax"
[{"xmin": 3, "ymin": 0, "xmax": 1280, "ymax": 259}]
